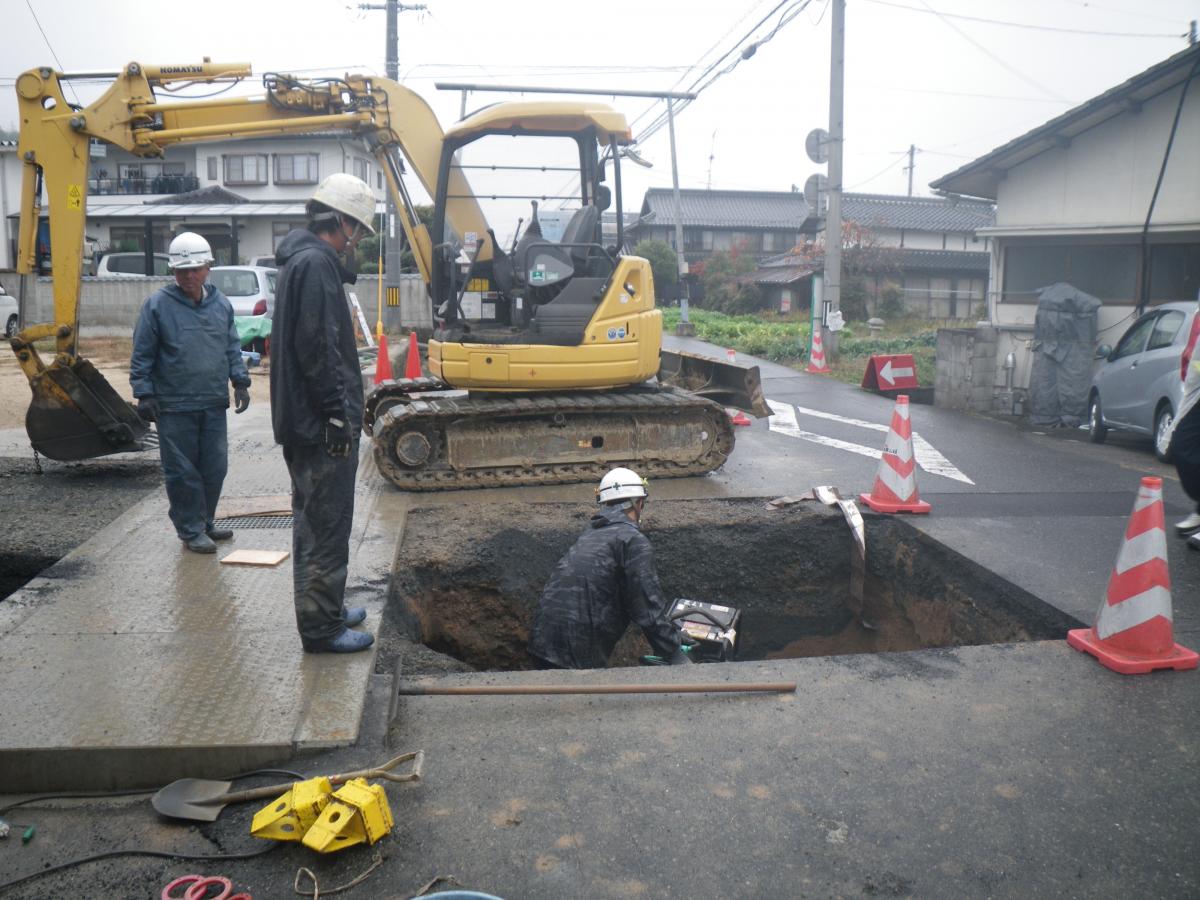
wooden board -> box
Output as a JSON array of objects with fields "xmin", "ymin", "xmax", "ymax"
[
  {"xmin": 215, "ymin": 495, "xmax": 292, "ymax": 518},
  {"xmin": 219, "ymin": 549, "xmax": 290, "ymax": 567}
]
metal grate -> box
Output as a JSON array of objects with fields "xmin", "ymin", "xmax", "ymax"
[{"xmin": 213, "ymin": 515, "xmax": 294, "ymax": 529}]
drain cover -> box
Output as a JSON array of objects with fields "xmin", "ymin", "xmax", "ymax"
[{"xmin": 212, "ymin": 515, "xmax": 294, "ymax": 529}]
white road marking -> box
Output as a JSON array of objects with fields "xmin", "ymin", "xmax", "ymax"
[
  {"xmin": 766, "ymin": 401, "xmax": 883, "ymax": 461},
  {"xmin": 768, "ymin": 400, "xmax": 975, "ymax": 484}
]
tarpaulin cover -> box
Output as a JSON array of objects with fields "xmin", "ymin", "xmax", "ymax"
[
  {"xmin": 234, "ymin": 315, "xmax": 272, "ymax": 345},
  {"xmin": 1027, "ymin": 282, "xmax": 1101, "ymax": 427}
]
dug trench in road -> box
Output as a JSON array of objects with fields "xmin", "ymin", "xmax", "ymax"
[{"xmin": 375, "ymin": 498, "xmax": 1081, "ymax": 677}]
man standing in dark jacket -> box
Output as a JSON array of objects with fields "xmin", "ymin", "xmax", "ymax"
[
  {"xmin": 131, "ymin": 232, "xmax": 251, "ymax": 554},
  {"xmin": 529, "ymin": 467, "xmax": 692, "ymax": 669},
  {"xmin": 270, "ymin": 173, "xmax": 376, "ymax": 654}
]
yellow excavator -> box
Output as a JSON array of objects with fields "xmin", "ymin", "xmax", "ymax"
[{"xmin": 12, "ymin": 61, "xmax": 768, "ymax": 488}]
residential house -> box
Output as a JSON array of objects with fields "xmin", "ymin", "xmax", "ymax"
[
  {"xmin": 931, "ymin": 43, "xmax": 1200, "ymax": 389},
  {"xmin": 753, "ymin": 193, "xmax": 994, "ymax": 318},
  {"xmin": 629, "ymin": 188, "xmax": 814, "ymax": 264},
  {"xmin": 2, "ymin": 134, "xmax": 387, "ymax": 271}
]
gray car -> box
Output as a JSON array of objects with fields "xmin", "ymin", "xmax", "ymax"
[{"xmin": 1088, "ymin": 300, "xmax": 1197, "ymax": 461}]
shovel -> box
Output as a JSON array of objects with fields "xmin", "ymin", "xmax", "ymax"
[{"xmin": 151, "ymin": 750, "xmax": 424, "ymax": 822}]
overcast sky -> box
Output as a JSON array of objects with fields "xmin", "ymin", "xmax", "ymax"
[{"xmin": 3, "ymin": 0, "xmax": 1196, "ymax": 206}]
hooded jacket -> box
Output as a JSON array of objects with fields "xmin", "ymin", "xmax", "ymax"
[
  {"xmin": 528, "ymin": 503, "xmax": 683, "ymax": 669},
  {"xmin": 130, "ymin": 281, "xmax": 249, "ymax": 412},
  {"xmin": 269, "ymin": 229, "xmax": 364, "ymax": 446}
]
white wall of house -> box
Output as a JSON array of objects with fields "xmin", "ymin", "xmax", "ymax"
[
  {"xmin": 1, "ymin": 145, "xmax": 23, "ymax": 270},
  {"xmin": 995, "ymin": 85, "xmax": 1199, "ymax": 230}
]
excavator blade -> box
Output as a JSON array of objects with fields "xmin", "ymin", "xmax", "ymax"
[
  {"xmin": 26, "ymin": 358, "xmax": 151, "ymax": 461},
  {"xmin": 658, "ymin": 349, "xmax": 771, "ymax": 418}
]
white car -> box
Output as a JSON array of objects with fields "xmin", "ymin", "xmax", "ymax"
[
  {"xmin": 208, "ymin": 266, "xmax": 277, "ymax": 317},
  {"xmin": 1, "ymin": 283, "xmax": 18, "ymax": 337},
  {"xmin": 93, "ymin": 251, "xmax": 172, "ymax": 277}
]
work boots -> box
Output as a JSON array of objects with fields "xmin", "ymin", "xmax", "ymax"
[
  {"xmin": 302, "ymin": 628, "xmax": 374, "ymax": 654},
  {"xmin": 343, "ymin": 606, "xmax": 367, "ymax": 627},
  {"xmin": 184, "ymin": 534, "xmax": 217, "ymax": 554},
  {"xmin": 1174, "ymin": 511, "xmax": 1200, "ymax": 536},
  {"xmin": 207, "ymin": 527, "xmax": 235, "ymax": 541}
]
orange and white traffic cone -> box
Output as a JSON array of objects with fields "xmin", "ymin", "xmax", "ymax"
[
  {"xmin": 403, "ymin": 331, "xmax": 422, "ymax": 380},
  {"xmin": 1067, "ymin": 476, "xmax": 1198, "ymax": 675},
  {"xmin": 373, "ymin": 333, "xmax": 393, "ymax": 385},
  {"xmin": 727, "ymin": 409, "xmax": 752, "ymax": 426},
  {"xmin": 858, "ymin": 394, "xmax": 931, "ymax": 514},
  {"xmin": 806, "ymin": 326, "xmax": 831, "ymax": 374}
]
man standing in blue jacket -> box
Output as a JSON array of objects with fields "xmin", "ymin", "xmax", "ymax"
[
  {"xmin": 131, "ymin": 232, "xmax": 251, "ymax": 554},
  {"xmin": 270, "ymin": 174, "xmax": 375, "ymax": 654}
]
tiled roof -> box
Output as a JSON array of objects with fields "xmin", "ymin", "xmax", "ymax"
[
  {"xmin": 891, "ymin": 248, "xmax": 990, "ymax": 273},
  {"xmin": 842, "ymin": 193, "xmax": 994, "ymax": 233},
  {"xmin": 750, "ymin": 247, "xmax": 988, "ymax": 284},
  {"xmin": 638, "ymin": 188, "xmax": 810, "ymax": 229},
  {"xmin": 148, "ymin": 185, "xmax": 249, "ymax": 205}
]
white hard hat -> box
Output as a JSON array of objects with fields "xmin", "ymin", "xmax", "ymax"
[
  {"xmin": 310, "ymin": 173, "xmax": 376, "ymax": 234},
  {"xmin": 167, "ymin": 232, "xmax": 214, "ymax": 270},
  {"xmin": 597, "ymin": 467, "xmax": 648, "ymax": 505}
]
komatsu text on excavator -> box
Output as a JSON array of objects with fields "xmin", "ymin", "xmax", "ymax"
[{"xmin": 12, "ymin": 61, "xmax": 769, "ymax": 488}]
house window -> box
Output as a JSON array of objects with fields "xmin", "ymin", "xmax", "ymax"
[
  {"xmin": 109, "ymin": 224, "xmax": 172, "ymax": 254},
  {"xmin": 207, "ymin": 157, "xmax": 217, "ymax": 180},
  {"xmin": 377, "ymin": 171, "xmax": 384, "ymax": 190},
  {"xmin": 353, "ymin": 158, "xmax": 370, "ymax": 183},
  {"xmin": 272, "ymin": 220, "xmax": 308, "ymax": 250},
  {"xmin": 1002, "ymin": 243, "xmax": 1138, "ymax": 304},
  {"xmin": 224, "ymin": 154, "xmax": 268, "ymax": 186},
  {"xmin": 1149, "ymin": 243, "xmax": 1200, "ymax": 303},
  {"xmin": 274, "ymin": 153, "xmax": 319, "ymax": 185}
]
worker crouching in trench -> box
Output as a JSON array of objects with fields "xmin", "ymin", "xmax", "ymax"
[{"xmin": 528, "ymin": 467, "xmax": 693, "ymax": 669}]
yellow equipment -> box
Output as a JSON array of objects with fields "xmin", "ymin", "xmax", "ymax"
[
  {"xmin": 300, "ymin": 777, "xmax": 394, "ymax": 853},
  {"xmin": 250, "ymin": 776, "xmax": 333, "ymax": 842},
  {"xmin": 13, "ymin": 61, "xmax": 767, "ymax": 484}
]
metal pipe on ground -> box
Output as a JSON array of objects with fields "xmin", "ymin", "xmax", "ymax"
[{"xmin": 397, "ymin": 682, "xmax": 796, "ymax": 696}]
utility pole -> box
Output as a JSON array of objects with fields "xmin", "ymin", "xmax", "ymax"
[
  {"xmin": 905, "ymin": 143, "xmax": 915, "ymax": 197},
  {"xmin": 360, "ymin": 1, "xmax": 427, "ymax": 331},
  {"xmin": 823, "ymin": 0, "xmax": 845, "ymax": 356},
  {"xmin": 668, "ymin": 99, "xmax": 694, "ymax": 335}
]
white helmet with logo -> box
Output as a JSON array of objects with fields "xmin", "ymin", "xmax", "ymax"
[
  {"xmin": 310, "ymin": 173, "xmax": 377, "ymax": 234},
  {"xmin": 167, "ymin": 232, "xmax": 214, "ymax": 270},
  {"xmin": 597, "ymin": 467, "xmax": 649, "ymax": 505}
]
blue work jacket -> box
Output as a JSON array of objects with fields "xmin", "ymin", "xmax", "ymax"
[{"xmin": 130, "ymin": 282, "xmax": 250, "ymax": 412}]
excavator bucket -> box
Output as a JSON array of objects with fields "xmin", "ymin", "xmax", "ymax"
[
  {"xmin": 25, "ymin": 358, "xmax": 151, "ymax": 461},
  {"xmin": 658, "ymin": 349, "xmax": 771, "ymax": 418}
]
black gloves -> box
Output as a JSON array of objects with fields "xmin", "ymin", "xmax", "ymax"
[
  {"xmin": 324, "ymin": 416, "xmax": 352, "ymax": 458},
  {"xmin": 136, "ymin": 397, "xmax": 159, "ymax": 423},
  {"xmin": 233, "ymin": 386, "xmax": 250, "ymax": 414}
]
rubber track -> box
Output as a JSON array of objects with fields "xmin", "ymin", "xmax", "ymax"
[{"xmin": 370, "ymin": 384, "xmax": 735, "ymax": 491}]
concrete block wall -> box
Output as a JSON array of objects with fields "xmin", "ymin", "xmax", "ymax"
[
  {"xmin": 935, "ymin": 325, "xmax": 998, "ymax": 413},
  {"xmin": 0, "ymin": 272, "xmax": 433, "ymax": 337}
]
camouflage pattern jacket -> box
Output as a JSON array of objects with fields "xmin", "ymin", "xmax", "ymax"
[{"xmin": 528, "ymin": 504, "xmax": 683, "ymax": 668}]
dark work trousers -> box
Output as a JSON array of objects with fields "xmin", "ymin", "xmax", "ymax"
[
  {"xmin": 1172, "ymin": 402, "xmax": 1200, "ymax": 512},
  {"xmin": 283, "ymin": 440, "xmax": 359, "ymax": 643},
  {"xmin": 157, "ymin": 408, "xmax": 228, "ymax": 540}
]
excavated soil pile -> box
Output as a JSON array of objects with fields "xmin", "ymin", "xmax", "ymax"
[{"xmin": 381, "ymin": 498, "xmax": 1079, "ymax": 673}]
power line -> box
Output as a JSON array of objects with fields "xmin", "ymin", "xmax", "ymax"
[
  {"xmin": 863, "ymin": 0, "xmax": 1186, "ymax": 38},
  {"xmin": 846, "ymin": 152, "xmax": 909, "ymax": 191},
  {"xmin": 635, "ymin": 0, "xmax": 815, "ymax": 144},
  {"xmin": 912, "ymin": 0, "xmax": 1072, "ymax": 102},
  {"xmin": 23, "ymin": 0, "xmax": 78, "ymax": 104},
  {"xmin": 851, "ymin": 83, "xmax": 1074, "ymax": 104}
]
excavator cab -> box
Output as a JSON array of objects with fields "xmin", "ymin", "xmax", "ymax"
[{"xmin": 425, "ymin": 103, "xmax": 664, "ymax": 390}]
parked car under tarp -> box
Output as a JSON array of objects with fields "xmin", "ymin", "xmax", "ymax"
[{"xmin": 1027, "ymin": 282, "xmax": 1102, "ymax": 428}]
